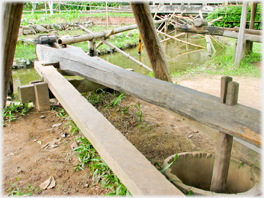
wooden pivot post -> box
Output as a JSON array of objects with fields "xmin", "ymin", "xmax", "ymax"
[
  {"xmin": 138, "ymin": 33, "xmax": 142, "ymax": 55},
  {"xmin": 210, "ymin": 76, "xmax": 239, "ymax": 193},
  {"xmin": 130, "ymin": 2, "xmax": 172, "ymax": 82}
]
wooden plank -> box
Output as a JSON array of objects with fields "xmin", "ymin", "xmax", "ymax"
[
  {"xmin": 235, "ymin": 2, "xmax": 248, "ymax": 67},
  {"xmin": 2, "ymin": 2, "xmax": 23, "ymax": 107},
  {"xmin": 34, "ymin": 61, "xmax": 184, "ymax": 196},
  {"xmin": 35, "ymin": 45, "xmax": 261, "ymax": 147},
  {"xmin": 130, "ymin": 2, "xmax": 172, "ymax": 82}
]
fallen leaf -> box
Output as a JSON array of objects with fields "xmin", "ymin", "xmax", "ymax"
[
  {"xmin": 40, "ymin": 176, "xmax": 56, "ymax": 190},
  {"xmin": 40, "ymin": 177, "xmax": 51, "ymax": 190},
  {"xmin": 37, "ymin": 141, "xmax": 42, "ymax": 145},
  {"xmin": 47, "ymin": 176, "xmax": 56, "ymax": 189},
  {"xmin": 52, "ymin": 123, "xmax": 62, "ymax": 128}
]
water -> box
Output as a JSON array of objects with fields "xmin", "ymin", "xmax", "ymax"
[
  {"xmin": 100, "ymin": 33, "xmax": 212, "ymax": 75},
  {"xmin": 11, "ymin": 33, "xmax": 222, "ymax": 97}
]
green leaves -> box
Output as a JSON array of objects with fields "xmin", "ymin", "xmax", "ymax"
[
  {"xmin": 207, "ymin": 4, "xmax": 262, "ymax": 30},
  {"xmin": 2, "ymin": 102, "xmax": 33, "ymax": 123},
  {"xmin": 161, "ymin": 154, "xmax": 178, "ymax": 173}
]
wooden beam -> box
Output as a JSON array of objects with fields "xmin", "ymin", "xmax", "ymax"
[
  {"xmin": 35, "ymin": 45, "xmax": 261, "ymax": 147},
  {"xmin": 223, "ymin": 30, "xmax": 261, "ymax": 42},
  {"xmin": 58, "ymin": 19, "xmax": 168, "ymax": 45},
  {"xmin": 2, "ymin": 2, "xmax": 23, "ymax": 108},
  {"xmin": 130, "ymin": 2, "xmax": 172, "ymax": 82},
  {"xmin": 234, "ymin": 2, "xmax": 248, "ymax": 67},
  {"xmin": 34, "ymin": 61, "xmax": 184, "ymax": 196}
]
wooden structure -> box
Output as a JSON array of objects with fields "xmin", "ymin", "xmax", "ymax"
[
  {"xmin": 34, "ymin": 60, "xmax": 184, "ymax": 196},
  {"xmin": 36, "ymin": 44, "xmax": 261, "ymax": 148},
  {"xmin": 2, "ymin": 2, "xmax": 23, "ymax": 108},
  {"xmin": 35, "ymin": 44, "xmax": 261, "ymax": 194}
]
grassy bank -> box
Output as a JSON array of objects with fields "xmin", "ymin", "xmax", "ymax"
[{"xmin": 171, "ymin": 38, "xmax": 262, "ymax": 78}]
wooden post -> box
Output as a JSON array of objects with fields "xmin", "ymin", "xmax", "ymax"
[
  {"xmin": 130, "ymin": 2, "xmax": 172, "ymax": 82},
  {"xmin": 210, "ymin": 76, "xmax": 239, "ymax": 193},
  {"xmin": 88, "ymin": 39, "xmax": 97, "ymax": 57},
  {"xmin": 234, "ymin": 2, "xmax": 248, "ymax": 67},
  {"xmin": 106, "ymin": 1, "xmax": 109, "ymax": 27},
  {"xmin": 2, "ymin": 2, "xmax": 23, "ymax": 108},
  {"xmin": 246, "ymin": 2, "xmax": 258, "ymax": 54},
  {"xmin": 205, "ymin": 35, "xmax": 211, "ymax": 56}
]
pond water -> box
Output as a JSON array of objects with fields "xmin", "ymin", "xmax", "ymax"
[
  {"xmin": 100, "ymin": 33, "xmax": 212, "ymax": 75},
  {"xmin": 12, "ymin": 33, "xmax": 223, "ymax": 98}
]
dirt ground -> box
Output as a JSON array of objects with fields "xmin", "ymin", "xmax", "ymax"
[{"xmin": 2, "ymin": 73, "xmax": 261, "ymax": 196}]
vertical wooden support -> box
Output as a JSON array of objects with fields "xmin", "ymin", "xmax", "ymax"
[
  {"xmin": 234, "ymin": 2, "xmax": 248, "ymax": 67},
  {"xmin": 205, "ymin": 35, "xmax": 212, "ymax": 56},
  {"xmin": 246, "ymin": 2, "xmax": 258, "ymax": 54},
  {"xmin": 210, "ymin": 76, "xmax": 239, "ymax": 193},
  {"xmin": 2, "ymin": 2, "xmax": 23, "ymax": 108},
  {"xmin": 88, "ymin": 39, "xmax": 97, "ymax": 57},
  {"xmin": 130, "ymin": 2, "xmax": 172, "ymax": 82},
  {"xmin": 138, "ymin": 33, "xmax": 142, "ymax": 55},
  {"xmin": 106, "ymin": 1, "xmax": 109, "ymax": 27}
]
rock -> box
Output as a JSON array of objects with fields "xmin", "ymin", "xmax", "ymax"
[
  {"xmin": 54, "ymin": 24, "xmax": 62, "ymax": 31},
  {"xmin": 188, "ymin": 134, "xmax": 193, "ymax": 139},
  {"xmin": 52, "ymin": 31, "xmax": 59, "ymax": 37},
  {"xmin": 34, "ymin": 25, "xmax": 49, "ymax": 33},
  {"xmin": 71, "ymin": 142, "xmax": 78, "ymax": 150},
  {"xmin": 24, "ymin": 39, "xmax": 35, "ymax": 46},
  {"xmin": 39, "ymin": 115, "xmax": 46, "ymax": 119},
  {"xmin": 109, "ymin": 35, "xmax": 115, "ymax": 40},
  {"xmin": 22, "ymin": 26, "xmax": 36, "ymax": 35}
]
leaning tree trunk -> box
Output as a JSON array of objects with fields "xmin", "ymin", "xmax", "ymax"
[
  {"xmin": 2, "ymin": 2, "xmax": 23, "ymax": 108},
  {"xmin": 130, "ymin": 2, "xmax": 172, "ymax": 82}
]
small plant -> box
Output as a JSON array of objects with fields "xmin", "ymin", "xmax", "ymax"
[
  {"xmin": 2, "ymin": 102, "xmax": 32, "ymax": 123},
  {"xmin": 132, "ymin": 101, "xmax": 143, "ymax": 122},
  {"xmin": 109, "ymin": 93, "xmax": 125, "ymax": 106},
  {"xmin": 6, "ymin": 183, "xmax": 38, "ymax": 196},
  {"xmin": 73, "ymin": 136, "xmax": 131, "ymax": 195},
  {"xmin": 161, "ymin": 154, "xmax": 178, "ymax": 173}
]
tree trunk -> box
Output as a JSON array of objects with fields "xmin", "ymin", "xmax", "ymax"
[
  {"xmin": 2, "ymin": 2, "xmax": 23, "ymax": 108},
  {"xmin": 130, "ymin": 2, "xmax": 172, "ymax": 82}
]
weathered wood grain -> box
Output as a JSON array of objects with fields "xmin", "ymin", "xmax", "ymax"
[
  {"xmin": 34, "ymin": 61, "xmax": 184, "ymax": 196},
  {"xmin": 130, "ymin": 2, "xmax": 172, "ymax": 82},
  {"xmin": 2, "ymin": 2, "xmax": 23, "ymax": 107},
  {"xmin": 35, "ymin": 44, "xmax": 261, "ymax": 147}
]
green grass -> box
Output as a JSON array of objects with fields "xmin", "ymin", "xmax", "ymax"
[
  {"xmin": 14, "ymin": 43, "xmax": 37, "ymax": 61},
  {"xmin": 172, "ymin": 39, "xmax": 262, "ymax": 78},
  {"xmin": 2, "ymin": 102, "xmax": 33, "ymax": 124},
  {"xmin": 6, "ymin": 183, "xmax": 40, "ymax": 196}
]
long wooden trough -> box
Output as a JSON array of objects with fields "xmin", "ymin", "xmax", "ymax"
[
  {"xmin": 36, "ymin": 44, "xmax": 261, "ymax": 148},
  {"xmin": 34, "ymin": 61, "xmax": 184, "ymax": 196}
]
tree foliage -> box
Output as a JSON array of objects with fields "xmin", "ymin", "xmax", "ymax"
[{"xmin": 206, "ymin": 3, "xmax": 262, "ymax": 29}]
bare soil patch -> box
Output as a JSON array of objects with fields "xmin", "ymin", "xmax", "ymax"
[{"xmin": 2, "ymin": 73, "xmax": 261, "ymax": 196}]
